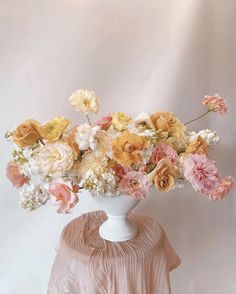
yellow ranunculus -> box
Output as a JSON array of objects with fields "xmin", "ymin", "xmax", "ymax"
[
  {"xmin": 41, "ymin": 116, "xmax": 71, "ymax": 142},
  {"xmin": 13, "ymin": 119, "xmax": 42, "ymax": 147},
  {"xmin": 153, "ymin": 159, "xmax": 178, "ymax": 192},
  {"xmin": 185, "ymin": 135, "xmax": 209, "ymax": 155},
  {"xmin": 111, "ymin": 112, "xmax": 131, "ymax": 131},
  {"xmin": 112, "ymin": 131, "xmax": 148, "ymax": 167}
]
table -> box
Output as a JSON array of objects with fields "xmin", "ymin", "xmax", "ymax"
[{"xmin": 48, "ymin": 211, "xmax": 180, "ymax": 294}]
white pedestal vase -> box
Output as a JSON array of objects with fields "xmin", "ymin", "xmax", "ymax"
[{"xmin": 93, "ymin": 194, "xmax": 140, "ymax": 242}]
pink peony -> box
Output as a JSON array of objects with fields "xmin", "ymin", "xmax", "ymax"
[
  {"xmin": 208, "ymin": 176, "xmax": 234, "ymax": 201},
  {"xmin": 6, "ymin": 162, "xmax": 28, "ymax": 188},
  {"xmin": 119, "ymin": 171, "xmax": 152, "ymax": 199},
  {"xmin": 48, "ymin": 181, "xmax": 78, "ymax": 213},
  {"xmin": 184, "ymin": 154, "xmax": 219, "ymax": 194},
  {"xmin": 151, "ymin": 143, "xmax": 178, "ymax": 164},
  {"xmin": 95, "ymin": 116, "xmax": 112, "ymax": 130},
  {"xmin": 202, "ymin": 94, "xmax": 228, "ymax": 114}
]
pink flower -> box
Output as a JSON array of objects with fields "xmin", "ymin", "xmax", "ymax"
[
  {"xmin": 202, "ymin": 94, "xmax": 228, "ymax": 114},
  {"xmin": 184, "ymin": 154, "xmax": 219, "ymax": 194},
  {"xmin": 119, "ymin": 171, "xmax": 152, "ymax": 199},
  {"xmin": 95, "ymin": 116, "xmax": 112, "ymax": 130},
  {"xmin": 6, "ymin": 162, "xmax": 28, "ymax": 188},
  {"xmin": 208, "ymin": 176, "xmax": 234, "ymax": 201},
  {"xmin": 48, "ymin": 181, "xmax": 78, "ymax": 213},
  {"xmin": 151, "ymin": 143, "xmax": 178, "ymax": 164}
]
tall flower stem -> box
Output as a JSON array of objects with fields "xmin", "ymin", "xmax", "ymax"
[
  {"xmin": 86, "ymin": 114, "xmax": 92, "ymax": 126},
  {"xmin": 184, "ymin": 110, "xmax": 211, "ymax": 125}
]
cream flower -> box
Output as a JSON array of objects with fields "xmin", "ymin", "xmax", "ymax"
[
  {"xmin": 69, "ymin": 89, "xmax": 100, "ymax": 115},
  {"xmin": 35, "ymin": 141, "xmax": 74, "ymax": 177},
  {"xmin": 111, "ymin": 112, "xmax": 131, "ymax": 131},
  {"xmin": 75, "ymin": 123, "xmax": 101, "ymax": 151},
  {"xmin": 134, "ymin": 112, "xmax": 150, "ymax": 124},
  {"xmin": 76, "ymin": 151, "xmax": 108, "ymax": 178}
]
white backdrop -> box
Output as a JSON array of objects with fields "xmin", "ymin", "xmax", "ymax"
[{"xmin": 0, "ymin": 1, "xmax": 236, "ymax": 293}]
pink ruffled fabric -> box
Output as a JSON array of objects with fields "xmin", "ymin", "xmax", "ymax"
[{"xmin": 48, "ymin": 211, "xmax": 181, "ymax": 294}]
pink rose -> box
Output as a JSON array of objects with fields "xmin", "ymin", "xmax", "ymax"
[
  {"xmin": 119, "ymin": 171, "xmax": 152, "ymax": 199},
  {"xmin": 208, "ymin": 176, "xmax": 234, "ymax": 200},
  {"xmin": 151, "ymin": 143, "xmax": 178, "ymax": 164},
  {"xmin": 202, "ymin": 94, "xmax": 228, "ymax": 114},
  {"xmin": 6, "ymin": 162, "xmax": 28, "ymax": 188},
  {"xmin": 95, "ymin": 116, "xmax": 112, "ymax": 130},
  {"xmin": 184, "ymin": 154, "xmax": 219, "ymax": 194},
  {"xmin": 48, "ymin": 182, "xmax": 79, "ymax": 214}
]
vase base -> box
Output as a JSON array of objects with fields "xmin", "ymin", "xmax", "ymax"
[{"xmin": 99, "ymin": 216, "xmax": 138, "ymax": 242}]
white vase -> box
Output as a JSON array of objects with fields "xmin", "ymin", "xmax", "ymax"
[{"xmin": 93, "ymin": 194, "xmax": 140, "ymax": 242}]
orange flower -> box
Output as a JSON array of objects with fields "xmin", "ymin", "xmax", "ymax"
[
  {"xmin": 112, "ymin": 131, "xmax": 148, "ymax": 167},
  {"xmin": 150, "ymin": 112, "xmax": 186, "ymax": 139},
  {"xmin": 13, "ymin": 119, "xmax": 42, "ymax": 147},
  {"xmin": 153, "ymin": 159, "xmax": 178, "ymax": 192},
  {"xmin": 185, "ymin": 136, "xmax": 209, "ymax": 155}
]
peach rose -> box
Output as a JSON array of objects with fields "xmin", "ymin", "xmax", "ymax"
[
  {"xmin": 49, "ymin": 181, "xmax": 79, "ymax": 214},
  {"xmin": 6, "ymin": 162, "xmax": 28, "ymax": 188},
  {"xmin": 154, "ymin": 159, "xmax": 178, "ymax": 192},
  {"xmin": 150, "ymin": 112, "xmax": 186, "ymax": 139},
  {"xmin": 13, "ymin": 119, "xmax": 42, "ymax": 147},
  {"xmin": 112, "ymin": 131, "xmax": 148, "ymax": 167},
  {"xmin": 185, "ymin": 136, "xmax": 209, "ymax": 155}
]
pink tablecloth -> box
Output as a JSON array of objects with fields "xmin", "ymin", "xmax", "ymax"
[{"xmin": 48, "ymin": 211, "xmax": 180, "ymax": 294}]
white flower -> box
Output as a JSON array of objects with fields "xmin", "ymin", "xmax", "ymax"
[
  {"xmin": 134, "ymin": 112, "xmax": 150, "ymax": 124},
  {"xmin": 75, "ymin": 123, "xmax": 101, "ymax": 151},
  {"xmin": 19, "ymin": 183, "xmax": 49, "ymax": 211},
  {"xmin": 189, "ymin": 129, "xmax": 220, "ymax": 145},
  {"xmin": 140, "ymin": 145, "xmax": 154, "ymax": 164},
  {"xmin": 69, "ymin": 89, "xmax": 100, "ymax": 115},
  {"xmin": 79, "ymin": 170, "xmax": 119, "ymax": 197},
  {"xmin": 35, "ymin": 141, "xmax": 74, "ymax": 177}
]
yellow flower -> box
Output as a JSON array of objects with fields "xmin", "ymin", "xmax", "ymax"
[
  {"xmin": 41, "ymin": 116, "xmax": 71, "ymax": 142},
  {"xmin": 112, "ymin": 131, "xmax": 148, "ymax": 167},
  {"xmin": 13, "ymin": 119, "xmax": 42, "ymax": 147},
  {"xmin": 69, "ymin": 89, "xmax": 100, "ymax": 115},
  {"xmin": 150, "ymin": 112, "xmax": 186, "ymax": 139},
  {"xmin": 185, "ymin": 135, "xmax": 209, "ymax": 155},
  {"xmin": 153, "ymin": 159, "xmax": 178, "ymax": 192},
  {"xmin": 111, "ymin": 112, "xmax": 131, "ymax": 131}
]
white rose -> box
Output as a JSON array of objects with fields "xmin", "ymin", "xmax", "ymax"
[
  {"xmin": 75, "ymin": 123, "xmax": 101, "ymax": 151},
  {"xmin": 35, "ymin": 141, "xmax": 74, "ymax": 177}
]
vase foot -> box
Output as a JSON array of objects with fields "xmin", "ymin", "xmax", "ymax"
[{"xmin": 99, "ymin": 215, "xmax": 138, "ymax": 242}]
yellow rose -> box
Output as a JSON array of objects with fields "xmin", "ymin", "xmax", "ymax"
[
  {"xmin": 41, "ymin": 116, "xmax": 70, "ymax": 142},
  {"xmin": 13, "ymin": 119, "xmax": 42, "ymax": 147},
  {"xmin": 154, "ymin": 159, "xmax": 178, "ymax": 192},
  {"xmin": 185, "ymin": 135, "xmax": 209, "ymax": 155},
  {"xmin": 150, "ymin": 112, "xmax": 186, "ymax": 139},
  {"xmin": 112, "ymin": 131, "xmax": 148, "ymax": 167},
  {"xmin": 111, "ymin": 112, "xmax": 131, "ymax": 131}
]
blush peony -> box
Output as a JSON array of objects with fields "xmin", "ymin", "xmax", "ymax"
[
  {"xmin": 119, "ymin": 171, "xmax": 152, "ymax": 199},
  {"xmin": 184, "ymin": 154, "xmax": 219, "ymax": 194}
]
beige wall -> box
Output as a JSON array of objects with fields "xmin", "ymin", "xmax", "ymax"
[{"xmin": 0, "ymin": 1, "xmax": 236, "ymax": 293}]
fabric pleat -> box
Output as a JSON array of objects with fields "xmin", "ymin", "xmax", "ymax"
[{"xmin": 48, "ymin": 211, "xmax": 180, "ymax": 294}]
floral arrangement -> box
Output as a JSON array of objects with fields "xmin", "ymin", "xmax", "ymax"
[{"xmin": 5, "ymin": 90, "xmax": 234, "ymax": 213}]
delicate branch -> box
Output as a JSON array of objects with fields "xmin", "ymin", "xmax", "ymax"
[
  {"xmin": 184, "ymin": 110, "xmax": 211, "ymax": 126},
  {"xmin": 86, "ymin": 114, "xmax": 92, "ymax": 126}
]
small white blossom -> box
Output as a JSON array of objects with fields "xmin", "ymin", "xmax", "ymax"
[
  {"xmin": 189, "ymin": 129, "xmax": 220, "ymax": 145},
  {"xmin": 140, "ymin": 145, "xmax": 154, "ymax": 164},
  {"xmin": 19, "ymin": 183, "xmax": 49, "ymax": 211},
  {"xmin": 134, "ymin": 112, "xmax": 150, "ymax": 124}
]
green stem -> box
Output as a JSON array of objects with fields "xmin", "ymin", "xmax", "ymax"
[
  {"xmin": 184, "ymin": 110, "xmax": 211, "ymax": 125},
  {"xmin": 86, "ymin": 114, "xmax": 92, "ymax": 126}
]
